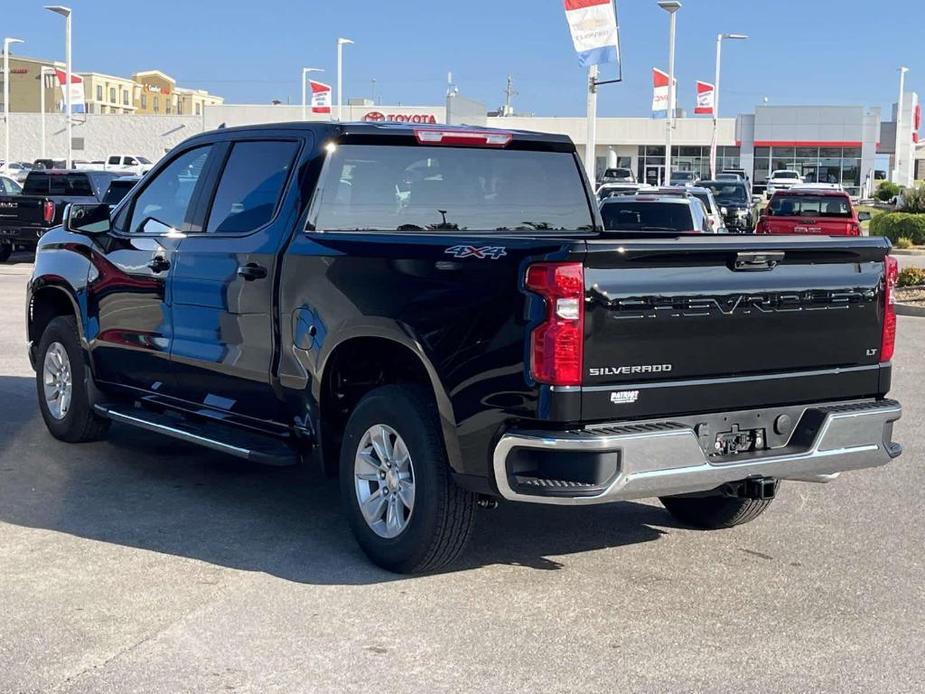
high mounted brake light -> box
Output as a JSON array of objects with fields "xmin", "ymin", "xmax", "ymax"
[
  {"xmin": 525, "ymin": 262, "xmax": 584, "ymax": 386},
  {"xmin": 414, "ymin": 129, "xmax": 512, "ymax": 147},
  {"xmin": 881, "ymin": 255, "xmax": 899, "ymax": 362}
]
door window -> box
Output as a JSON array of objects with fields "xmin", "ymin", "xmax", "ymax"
[
  {"xmin": 127, "ymin": 146, "xmax": 211, "ymax": 234},
  {"xmin": 205, "ymin": 141, "xmax": 298, "ymax": 234}
]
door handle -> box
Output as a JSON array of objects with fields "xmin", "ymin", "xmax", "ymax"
[
  {"xmin": 237, "ymin": 263, "xmax": 268, "ymax": 281},
  {"xmin": 147, "ymin": 256, "xmax": 170, "ymax": 273}
]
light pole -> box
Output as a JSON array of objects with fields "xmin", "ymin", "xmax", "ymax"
[
  {"xmin": 45, "ymin": 6, "xmax": 72, "ymax": 169},
  {"xmin": 3, "ymin": 37, "xmax": 24, "ymax": 168},
  {"xmin": 657, "ymin": 1, "xmax": 681, "ymax": 187},
  {"xmin": 40, "ymin": 66, "xmax": 55, "ymax": 159},
  {"xmin": 301, "ymin": 67, "xmax": 324, "ymax": 121},
  {"xmin": 711, "ymin": 33, "xmax": 748, "ymax": 179},
  {"xmin": 893, "ymin": 66, "xmax": 909, "ymax": 184},
  {"xmin": 336, "ymin": 38, "xmax": 354, "ymax": 122}
]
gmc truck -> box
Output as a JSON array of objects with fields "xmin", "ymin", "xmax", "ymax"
[
  {"xmin": 27, "ymin": 123, "xmax": 903, "ymax": 573},
  {"xmin": 0, "ymin": 170, "xmax": 120, "ymax": 262}
]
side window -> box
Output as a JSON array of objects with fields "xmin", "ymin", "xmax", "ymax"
[
  {"xmin": 127, "ymin": 146, "xmax": 211, "ymax": 234},
  {"xmin": 204, "ymin": 141, "xmax": 298, "ymax": 234},
  {"xmin": 124, "ymin": 157, "xmax": 136, "ymax": 166},
  {"xmin": 108, "ymin": 156, "xmax": 120, "ymax": 165}
]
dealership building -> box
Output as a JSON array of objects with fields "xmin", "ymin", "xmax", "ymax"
[{"xmin": 203, "ymin": 92, "xmax": 921, "ymax": 197}]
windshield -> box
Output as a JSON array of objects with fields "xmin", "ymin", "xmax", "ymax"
[
  {"xmin": 770, "ymin": 195, "xmax": 851, "ymax": 217},
  {"xmin": 602, "ymin": 168, "xmax": 632, "ymax": 179},
  {"xmin": 773, "ymin": 171, "xmax": 799, "ymax": 179},
  {"xmin": 23, "ymin": 173, "xmax": 93, "ymax": 196},
  {"xmin": 137, "ymin": 157, "xmax": 152, "ymax": 165},
  {"xmin": 314, "ymin": 144, "xmax": 594, "ymax": 232},
  {"xmin": 601, "ymin": 201, "xmax": 694, "ymax": 232}
]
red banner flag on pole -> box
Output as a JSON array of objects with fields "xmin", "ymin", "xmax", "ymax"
[{"xmin": 695, "ymin": 81, "xmax": 715, "ymax": 116}]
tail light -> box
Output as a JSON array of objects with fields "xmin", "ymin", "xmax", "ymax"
[
  {"xmin": 849, "ymin": 221, "xmax": 861, "ymax": 236},
  {"xmin": 881, "ymin": 255, "xmax": 899, "ymax": 362},
  {"xmin": 42, "ymin": 200, "xmax": 55, "ymax": 225},
  {"xmin": 756, "ymin": 218, "xmax": 768, "ymax": 233},
  {"xmin": 525, "ymin": 262, "xmax": 584, "ymax": 386}
]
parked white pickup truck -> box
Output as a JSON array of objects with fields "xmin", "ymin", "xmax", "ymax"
[
  {"xmin": 765, "ymin": 169, "xmax": 804, "ymax": 197},
  {"xmin": 102, "ymin": 155, "xmax": 154, "ymax": 176}
]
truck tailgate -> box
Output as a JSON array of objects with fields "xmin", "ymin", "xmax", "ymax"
[
  {"xmin": 762, "ymin": 215, "xmax": 856, "ymax": 236},
  {"xmin": 0, "ymin": 195, "xmax": 47, "ymax": 227},
  {"xmin": 580, "ymin": 235, "xmax": 890, "ymax": 421}
]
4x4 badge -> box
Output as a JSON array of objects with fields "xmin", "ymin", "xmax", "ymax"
[{"xmin": 445, "ymin": 245, "xmax": 507, "ymax": 260}]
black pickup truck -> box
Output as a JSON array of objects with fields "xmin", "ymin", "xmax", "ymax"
[
  {"xmin": 0, "ymin": 170, "xmax": 120, "ymax": 261},
  {"xmin": 26, "ymin": 123, "xmax": 903, "ymax": 573}
]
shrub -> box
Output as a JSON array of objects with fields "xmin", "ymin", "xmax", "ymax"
[
  {"xmin": 900, "ymin": 184, "xmax": 925, "ymax": 214},
  {"xmin": 869, "ymin": 212, "xmax": 925, "ymax": 245},
  {"xmin": 895, "ymin": 236, "xmax": 913, "ymax": 249},
  {"xmin": 898, "ymin": 267, "xmax": 925, "ymax": 288},
  {"xmin": 877, "ymin": 181, "xmax": 901, "ymax": 201}
]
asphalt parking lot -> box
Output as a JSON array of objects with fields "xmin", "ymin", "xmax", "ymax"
[{"xmin": 1, "ymin": 256, "xmax": 923, "ymax": 694}]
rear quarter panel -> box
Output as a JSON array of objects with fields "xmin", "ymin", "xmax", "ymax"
[{"xmin": 277, "ymin": 231, "xmax": 583, "ymax": 477}]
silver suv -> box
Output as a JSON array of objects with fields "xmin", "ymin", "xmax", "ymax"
[{"xmin": 599, "ymin": 192, "xmax": 711, "ymax": 233}]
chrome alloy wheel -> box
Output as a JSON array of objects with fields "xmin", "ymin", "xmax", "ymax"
[
  {"xmin": 354, "ymin": 424, "xmax": 416, "ymax": 539},
  {"xmin": 42, "ymin": 341, "xmax": 73, "ymax": 421}
]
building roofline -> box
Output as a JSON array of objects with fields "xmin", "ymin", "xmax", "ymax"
[{"xmin": 132, "ymin": 70, "xmax": 176, "ymax": 84}]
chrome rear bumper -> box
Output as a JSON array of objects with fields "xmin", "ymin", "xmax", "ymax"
[{"xmin": 493, "ymin": 400, "xmax": 902, "ymax": 505}]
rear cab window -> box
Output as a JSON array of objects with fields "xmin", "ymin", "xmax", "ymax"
[
  {"xmin": 313, "ymin": 143, "xmax": 594, "ymax": 232},
  {"xmin": 23, "ymin": 173, "xmax": 93, "ymax": 196},
  {"xmin": 770, "ymin": 195, "xmax": 851, "ymax": 217},
  {"xmin": 601, "ymin": 200, "xmax": 695, "ymax": 232}
]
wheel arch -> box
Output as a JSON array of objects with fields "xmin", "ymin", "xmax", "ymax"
[{"xmin": 315, "ymin": 329, "xmax": 462, "ymax": 475}]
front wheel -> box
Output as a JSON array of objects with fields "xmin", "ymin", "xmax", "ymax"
[
  {"xmin": 659, "ymin": 489, "xmax": 776, "ymax": 530},
  {"xmin": 339, "ymin": 385, "xmax": 476, "ymax": 573},
  {"xmin": 36, "ymin": 315, "xmax": 110, "ymax": 443}
]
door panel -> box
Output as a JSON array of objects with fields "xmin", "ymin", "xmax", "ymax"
[
  {"xmin": 88, "ymin": 145, "xmax": 214, "ymax": 395},
  {"xmin": 170, "ymin": 138, "xmax": 305, "ymax": 424}
]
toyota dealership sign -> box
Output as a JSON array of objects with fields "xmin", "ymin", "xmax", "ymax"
[{"xmin": 362, "ymin": 111, "xmax": 439, "ymax": 124}]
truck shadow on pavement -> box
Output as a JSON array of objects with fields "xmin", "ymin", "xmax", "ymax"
[{"xmin": 0, "ymin": 376, "xmax": 675, "ymax": 583}]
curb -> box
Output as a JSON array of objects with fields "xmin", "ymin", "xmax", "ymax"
[
  {"xmin": 896, "ymin": 303, "xmax": 925, "ymax": 317},
  {"xmin": 891, "ymin": 249, "xmax": 925, "ymax": 256}
]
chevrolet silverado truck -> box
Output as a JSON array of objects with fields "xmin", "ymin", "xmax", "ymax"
[
  {"xmin": 757, "ymin": 188, "xmax": 868, "ymax": 236},
  {"xmin": 26, "ymin": 122, "xmax": 903, "ymax": 573},
  {"xmin": 0, "ymin": 169, "xmax": 120, "ymax": 262}
]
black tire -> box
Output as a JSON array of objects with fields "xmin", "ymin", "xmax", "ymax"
[
  {"xmin": 36, "ymin": 315, "xmax": 110, "ymax": 443},
  {"xmin": 0, "ymin": 244, "xmax": 11, "ymax": 263},
  {"xmin": 660, "ymin": 490, "xmax": 776, "ymax": 530},
  {"xmin": 339, "ymin": 385, "xmax": 476, "ymax": 573}
]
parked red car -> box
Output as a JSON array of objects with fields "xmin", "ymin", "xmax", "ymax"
[{"xmin": 757, "ymin": 188, "xmax": 867, "ymax": 236}]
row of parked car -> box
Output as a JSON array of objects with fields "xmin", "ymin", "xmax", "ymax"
[
  {"xmin": 0, "ymin": 168, "xmax": 140, "ymax": 261},
  {"xmin": 0, "ymin": 154, "xmax": 155, "ymax": 184},
  {"xmin": 596, "ymin": 173, "xmax": 867, "ymax": 237}
]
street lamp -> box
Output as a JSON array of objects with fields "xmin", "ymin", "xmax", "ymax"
[
  {"xmin": 336, "ymin": 38, "xmax": 354, "ymax": 122},
  {"xmin": 45, "ymin": 5, "xmax": 72, "ymax": 169},
  {"xmin": 301, "ymin": 67, "xmax": 324, "ymax": 121},
  {"xmin": 711, "ymin": 33, "xmax": 748, "ymax": 179},
  {"xmin": 3, "ymin": 37, "xmax": 24, "ymax": 169},
  {"xmin": 894, "ymin": 66, "xmax": 909, "ymax": 184},
  {"xmin": 657, "ymin": 1, "xmax": 681, "ymax": 187},
  {"xmin": 40, "ymin": 66, "xmax": 55, "ymax": 159}
]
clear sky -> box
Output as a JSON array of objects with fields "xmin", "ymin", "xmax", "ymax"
[{"xmin": 4, "ymin": 0, "xmax": 923, "ymax": 118}]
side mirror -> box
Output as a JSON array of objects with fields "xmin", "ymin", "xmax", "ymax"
[
  {"xmin": 858, "ymin": 211, "xmax": 872, "ymax": 222},
  {"xmin": 752, "ymin": 195, "xmax": 762, "ymax": 204},
  {"xmin": 65, "ymin": 203, "xmax": 112, "ymax": 235}
]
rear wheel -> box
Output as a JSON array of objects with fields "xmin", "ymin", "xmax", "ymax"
[
  {"xmin": 36, "ymin": 315, "xmax": 110, "ymax": 443},
  {"xmin": 659, "ymin": 490, "xmax": 776, "ymax": 529},
  {"xmin": 339, "ymin": 385, "xmax": 476, "ymax": 573}
]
